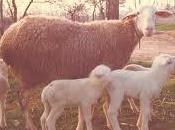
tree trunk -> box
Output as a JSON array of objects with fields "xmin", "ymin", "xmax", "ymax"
[
  {"xmin": 106, "ymin": 0, "xmax": 119, "ymax": 20},
  {"xmin": 12, "ymin": 0, "xmax": 17, "ymax": 22},
  {"xmin": 0, "ymin": 0, "xmax": 4, "ymax": 35}
]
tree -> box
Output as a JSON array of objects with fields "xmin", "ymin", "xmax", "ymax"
[
  {"xmin": 91, "ymin": 0, "xmax": 105, "ymax": 20},
  {"xmin": 0, "ymin": 0, "xmax": 4, "ymax": 35},
  {"xmin": 6, "ymin": 0, "xmax": 34, "ymax": 22},
  {"xmin": 106, "ymin": 0, "xmax": 119, "ymax": 19}
]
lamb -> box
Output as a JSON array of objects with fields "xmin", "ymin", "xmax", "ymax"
[
  {"xmin": 102, "ymin": 63, "xmax": 150, "ymax": 127},
  {"xmin": 0, "ymin": 5, "xmax": 172, "ymax": 130},
  {"xmin": 0, "ymin": 59, "xmax": 9, "ymax": 128},
  {"xmin": 102, "ymin": 54, "xmax": 175, "ymax": 130},
  {"xmin": 124, "ymin": 64, "xmax": 150, "ymax": 113},
  {"xmin": 40, "ymin": 65, "xmax": 111, "ymax": 130}
]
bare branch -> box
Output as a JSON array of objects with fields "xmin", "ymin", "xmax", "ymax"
[
  {"xmin": 12, "ymin": 0, "xmax": 17, "ymax": 22},
  {"xmin": 22, "ymin": 0, "xmax": 33, "ymax": 18},
  {"xmin": 6, "ymin": 0, "xmax": 14, "ymax": 20},
  {"xmin": 0, "ymin": 0, "xmax": 4, "ymax": 35}
]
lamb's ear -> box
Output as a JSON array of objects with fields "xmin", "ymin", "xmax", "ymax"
[
  {"xmin": 155, "ymin": 10, "xmax": 173, "ymax": 17},
  {"xmin": 122, "ymin": 12, "xmax": 139, "ymax": 21}
]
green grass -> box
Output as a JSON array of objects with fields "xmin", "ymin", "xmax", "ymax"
[{"xmin": 156, "ymin": 24, "xmax": 175, "ymax": 31}]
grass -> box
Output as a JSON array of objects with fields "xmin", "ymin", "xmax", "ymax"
[
  {"xmin": 3, "ymin": 61, "xmax": 175, "ymax": 130},
  {"xmin": 156, "ymin": 23, "xmax": 175, "ymax": 31}
]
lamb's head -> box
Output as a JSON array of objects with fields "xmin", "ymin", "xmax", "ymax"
[
  {"xmin": 152, "ymin": 54, "xmax": 175, "ymax": 74},
  {"xmin": 123, "ymin": 5, "xmax": 172, "ymax": 37}
]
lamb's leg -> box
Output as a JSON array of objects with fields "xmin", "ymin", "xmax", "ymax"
[
  {"xmin": 137, "ymin": 112, "xmax": 142, "ymax": 130},
  {"xmin": 18, "ymin": 88, "xmax": 38, "ymax": 130},
  {"xmin": 139, "ymin": 99, "xmax": 151, "ymax": 130},
  {"xmin": 107, "ymin": 91, "xmax": 123, "ymax": 130},
  {"xmin": 128, "ymin": 98, "xmax": 139, "ymax": 113},
  {"xmin": 103, "ymin": 101, "xmax": 111, "ymax": 129},
  {"xmin": 82, "ymin": 104, "xmax": 93, "ymax": 130},
  {"xmin": 76, "ymin": 106, "xmax": 84, "ymax": 130},
  {"xmin": 46, "ymin": 106, "xmax": 64, "ymax": 130}
]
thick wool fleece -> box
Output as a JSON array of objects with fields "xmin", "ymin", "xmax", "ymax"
[{"xmin": 0, "ymin": 15, "xmax": 142, "ymax": 88}]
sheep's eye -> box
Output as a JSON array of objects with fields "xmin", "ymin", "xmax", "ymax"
[{"xmin": 167, "ymin": 61, "xmax": 172, "ymax": 65}]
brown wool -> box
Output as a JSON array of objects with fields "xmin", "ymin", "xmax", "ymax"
[{"xmin": 0, "ymin": 15, "xmax": 142, "ymax": 88}]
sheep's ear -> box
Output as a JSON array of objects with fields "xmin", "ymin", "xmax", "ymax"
[
  {"xmin": 122, "ymin": 12, "xmax": 139, "ymax": 21},
  {"xmin": 155, "ymin": 10, "xmax": 173, "ymax": 17}
]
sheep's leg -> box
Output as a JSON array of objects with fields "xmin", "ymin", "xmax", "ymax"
[
  {"xmin": 2, "ymin": 97, "xmax": 7, "ymax": 127},
  {"xmin": 41, "ymin": 99, "xmax": 50, "ymax": 130},
  {"xmin": 107, "ymin": 91, "xmax": 123, "ymax": 130},
  {"xmin": 76, "ymin": 106, "xmax": 84, "ymax": 130},
  {"xmin": 139, "ymin": 99, "xmax": 151, "ymax": 130},
  {"xmin": 82, "ymin": 104, "xmax": 93, "ymax": 130},
  {"xmin": 128, "ymin": 98, "xmax": 139, "ymax": 113},
  {"xmin": 46, "ymin": 106, "xmax": 63, "ymax": 130},
  {"xmin": 0, "ymin": 96, "xmax": 7, "ymax": 128},
  {"xmin": 18, "ymin": 88, "xmax": 38, "ymax": 130}
]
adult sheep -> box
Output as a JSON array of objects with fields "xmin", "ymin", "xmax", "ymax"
[{"xmin": 0, "ymin": 5, "xmax": 172, "ymax": 130}]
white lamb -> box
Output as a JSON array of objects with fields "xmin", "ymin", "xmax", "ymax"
[
  {"xmin": 0, "ymin": 59, "xmax": 9, "ymax": 128},
  {"xmin": 40, "ymin": 65, "xmax": 111, "ymax": 130},
  {"xmin": 103, "ymin": 54, "xmax": 175, "ymax": 130}
]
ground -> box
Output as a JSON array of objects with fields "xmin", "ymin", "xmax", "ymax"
[{"xmin": 3, "ymin": 24, "xmax": 175, "ymax": 130}]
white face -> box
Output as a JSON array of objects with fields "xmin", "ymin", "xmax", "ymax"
[
  {"xmin": 153, "ymin": 54, "xmax": 175, "ymax": 74},
  {"xmin": 123, "ymin": 6, "xmax": 172, "ymax": 37},
  {"xmin": 136, "ymin": 6, "xmax": 156, "ymax": 37}
]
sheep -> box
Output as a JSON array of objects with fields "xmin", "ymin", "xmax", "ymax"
[
  {"xmin": 0, "ymin": 5, "xmax": 172, "ymax": 130},
  {"xmin": 0, "ymin": 59, "xmax": 9, "ymax": 128},
  {"xmin": 102, "ymin": 54, "xmax": 175, "ymax": 130},
  {"xmin": 40, "ymin": 65, "xmax": 111, "ymax": 130}
]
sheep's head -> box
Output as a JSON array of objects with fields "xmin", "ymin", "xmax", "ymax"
[
  {"xmin": 152, "ymin": 54, "xmax": 175, "ymax": 74},
  {"xmin": 123, "ymin": 5, "xmax": 172, "ymax": 37}
]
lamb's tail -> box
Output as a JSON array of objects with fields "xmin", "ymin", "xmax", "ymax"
[{"xmin": 90, "ymin": 64, "xmax": 111, "ymax": 78}]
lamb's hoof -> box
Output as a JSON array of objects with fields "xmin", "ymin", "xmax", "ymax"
[
  {"xmin": 107, "ymin": 123, "xmax": 112, "ymax": 130},
  {"xmin": 76, "ymin": 125, "xmax": 84, "ymax": 130},
  {"xmin": 0, "ymin": 122, "xmax": 7, "ymax": 129},
  {"xmin": 26, "ymin": 125, "xmax": 38, "ymax": 130},
  {"xmin": 76, "ymin": 127, "xmax": 84, "ymax": 130}
]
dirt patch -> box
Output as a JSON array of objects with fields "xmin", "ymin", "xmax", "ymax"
[{"xmin": 131, "ymin": 30, "xmax": 175, "ymax": 61}]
